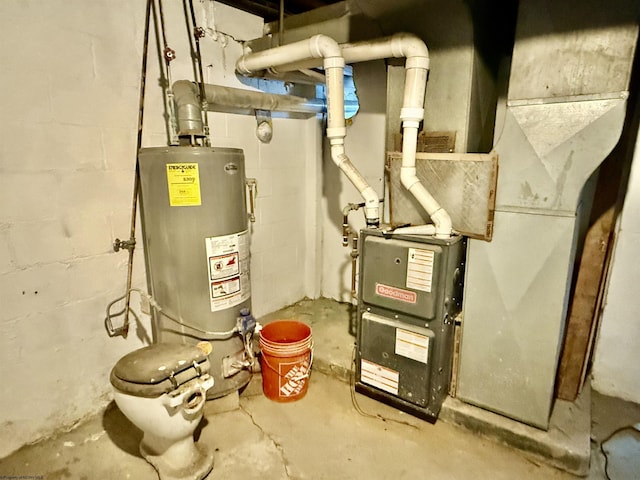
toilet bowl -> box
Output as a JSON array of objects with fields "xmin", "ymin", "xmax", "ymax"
[{"xmin": 110, "ymin": 343, "xmax": 215, "ymax": 480}]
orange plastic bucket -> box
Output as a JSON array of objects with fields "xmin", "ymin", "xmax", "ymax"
[{"xmin": 259, "ymin": 320, "xmax": 312, "ymax": 402}]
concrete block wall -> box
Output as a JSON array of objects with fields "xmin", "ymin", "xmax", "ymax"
[
  {"xmin": 0, "ymin": 0, "xmax": 150, "ymax": 458},
  {"xmin": 0, "ymin": 0, "xmax": 321, "ymax": 457}
]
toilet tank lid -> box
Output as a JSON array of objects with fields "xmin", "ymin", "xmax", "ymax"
[{"xmin": 111, "ymin": 343, "xmax": 209, "ymax": 396}]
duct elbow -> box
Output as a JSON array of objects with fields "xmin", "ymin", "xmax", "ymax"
[
  {"xmin": 172, "ymin": 80, "xmax": 204, "ymax": 136},
  {"xmin": 172, "ymin": 80, "xmax": 198, "ymax": 106}
]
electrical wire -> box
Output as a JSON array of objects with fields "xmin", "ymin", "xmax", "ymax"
[
  {"xmin": 349, "ymin": 345, "xmax": 418, "ymax": 429},
  {"xmin": 600, "ymin": 424, "xmax": 640, "ymax": 480}
]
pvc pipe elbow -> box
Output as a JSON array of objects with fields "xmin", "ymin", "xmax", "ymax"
[
  {"xmin": 400, "ymin": 167, "xmax": 421, "ymax": 191},
  {"xmin": 235, "ymin": 35, "xmax": 341, "ymax": 75},
  {"xmin": 391, "ymin": 33, "xmax": 430, "ymax": 69},
  {"xmin": 309, "ymin": 34, "xmax": 341, "ymax": 59},
  {"xmin": 431, "ymin": 208, "xmax": 453, "ymax": 238}
]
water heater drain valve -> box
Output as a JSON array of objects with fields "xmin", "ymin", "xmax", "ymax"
[
  {"xmin": 221, "ymin": 309, "xmax": 260, "ymax": 377},
  {"xmin": 237, "ymin": 308, "xmax": 256, "ymax": 336}
]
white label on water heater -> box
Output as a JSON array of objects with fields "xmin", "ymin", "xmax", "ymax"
[
  {"xmin": 205, "ymin": 230, "xmax": 250, "ymax": 312},
  {"xmin": 406, "ymin": 247, "xmax": 434, "ymax": 293}
]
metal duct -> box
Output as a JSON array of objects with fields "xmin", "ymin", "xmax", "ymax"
[
  {"xmin": 172, "ymin": 80, "xmax": 326, "ymax": 136},
  {"xmin": 456, "ymin": 0, "xmax": 639, "ymax": 429}
]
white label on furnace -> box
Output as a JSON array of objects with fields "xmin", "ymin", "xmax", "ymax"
[
  {"xmin": 395, "ymin": 328, "xmax": 429, "ymax": 364},
  {"xmin": 406, "ymin": 247, "xmax": 434, "ymax": 293},
  {"xmin": 360, "ymin": 359, "xmax": 399, "ymax": 395},
  {"xmin": 205, "ymin": 230, "xmax": 250, "ymax": 312}
]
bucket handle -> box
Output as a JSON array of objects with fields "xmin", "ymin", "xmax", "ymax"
[{"xmin": 260, "ymin": 344, "xmax": 313, "ymax": 380}]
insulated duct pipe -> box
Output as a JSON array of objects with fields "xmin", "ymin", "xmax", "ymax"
[
  {"xmin": 173, "ymin": 80, "xmax": 326, "ymax": 120},
  {"xmin": 236, "ymin": 35, "xmax": 380, "ymax": 225}
]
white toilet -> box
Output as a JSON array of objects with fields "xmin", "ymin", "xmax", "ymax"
[{"xmin": 110, "ymin": 343, "xmax": 215, "ymax": 480}]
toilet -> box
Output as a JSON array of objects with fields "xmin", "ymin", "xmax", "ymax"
[{"xmin": 110, "ymin": 343, "xmax": 215, "ymax": 480}]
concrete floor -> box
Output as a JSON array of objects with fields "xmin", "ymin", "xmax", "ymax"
[{"xmin": 1, "ymin": 298, "xmax": 639, "ymax": 479}]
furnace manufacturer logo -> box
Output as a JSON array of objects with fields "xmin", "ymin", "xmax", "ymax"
[{"xmin": 375, "ymin": 283, "xmax": 417, "ymax": 304}]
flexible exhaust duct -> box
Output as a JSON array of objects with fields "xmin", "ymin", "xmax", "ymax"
[{"xmin": 237, "ymin": 35, "xmax": 380, "ymax": 226}]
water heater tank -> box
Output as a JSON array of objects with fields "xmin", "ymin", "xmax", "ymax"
[{"xmin": 138, "ymin": 146, "xmax": 251, "ymax": 398}]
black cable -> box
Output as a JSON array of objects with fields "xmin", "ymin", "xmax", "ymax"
[
  {"xmin": 600, "ymin": 424, "xmax": 640, "ymax": 480},
  {"xmin": 349, "ymin": 345, "xmax": 418, "ymax": 429},
  {"xmin": 349, "ymin": 345, "xmax": 378, "ymax": 420}
]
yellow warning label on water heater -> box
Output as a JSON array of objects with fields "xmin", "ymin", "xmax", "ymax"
[{"xmin": 166, "ymin": 163, "xmax": 201, "ymax": 206}]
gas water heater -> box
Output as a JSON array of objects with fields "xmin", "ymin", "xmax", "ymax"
[
  {"xmin": 138, "ymin": 146, "xmax": 252, "ymax": 398},
  {"xmin": 356, "ymin": 228, "xmax": 465, "ymax": 421}
]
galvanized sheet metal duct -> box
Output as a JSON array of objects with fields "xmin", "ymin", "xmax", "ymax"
[{"xmin": 456, "ymin": 0, "xmax": 639, "ymax": 430}]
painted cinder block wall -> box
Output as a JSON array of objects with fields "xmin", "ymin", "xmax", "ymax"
[
  {"xmin": 1, "ymin": 0, "xmax": 639, "ymax": 459},
  {"xmin": 0, "ymin": 0, "xmax": 321, "ymax": 457}
]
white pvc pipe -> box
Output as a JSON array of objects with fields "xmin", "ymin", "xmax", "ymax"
[
  {"xmin": 237, "ymin": 35, "xmax": 341, "ymax": 75},
  {"xmin": 341, "ymin": 33, "xmax": 430, "ymax": 68},
  {"xmin": 399, "ymin": 126, "xmax": 452, "ymax": 236},
  {"xmin": 341, "ymin": 34, "xmax": 452, "ymax": 238},
  {"xmin": 258, "ymin": 34, "xmax": 452, "ymax": 237},
  {"xmin": 394, "ymin": 224, "xmax": 436, "ymax": 235},
  {"xmin": 237, "ymin": 35, "xmax": 380, "ymax": 225},
  {"xmin": 235, "ymin": 33, "xmax": 451, "ymax": 236}
]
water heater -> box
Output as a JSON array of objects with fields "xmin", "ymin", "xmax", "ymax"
[{"xmin": 138, "ymin": 146, "xmax": 251, "ymax": 398}]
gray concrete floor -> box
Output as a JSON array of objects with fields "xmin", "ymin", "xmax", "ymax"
[{"xmin": 1, "ymin": 298, "xmax": 639, "ymax": 479}]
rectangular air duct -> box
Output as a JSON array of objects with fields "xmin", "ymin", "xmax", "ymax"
[{"xmin": 456, "ymin": 0, "xmax": 639, "ymax": 429}]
